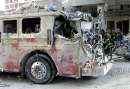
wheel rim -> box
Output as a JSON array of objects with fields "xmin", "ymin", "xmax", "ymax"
[{"xmin": 31, "ymin": 61, "xmax": 47, "ymax": 80}]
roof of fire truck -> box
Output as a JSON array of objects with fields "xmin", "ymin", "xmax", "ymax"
[
  {"xmin": 0, "ymin": 0, "xmax": 104, "ymax": 20},
  {"xmin": 0, "ymin": 11, "xmax": 61, "ymax": 20}
]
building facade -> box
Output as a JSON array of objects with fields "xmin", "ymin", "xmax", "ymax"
[
  {"xmin": 5, "ymin": 0, "xmax": 56, "ymax": 12},
  {"xmin": 5, "ymin": 0, "xmax": 29, "ymax": 11},
  {"xmin": 106, "ymin": 0, "xmax": 130, "ymax": 35}
]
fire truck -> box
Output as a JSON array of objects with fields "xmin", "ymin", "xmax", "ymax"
[
  {"xmin": 0, "ymin": 10, "xmax": 112, "ymax": 84},
  {"xmin": 0, "ymin": 1, "xmax": 113, "ymax": 83}
]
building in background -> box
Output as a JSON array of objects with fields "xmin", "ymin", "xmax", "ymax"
[
  {"xmin": 5, "ymin": 0, "xmax": 57, "ymax": 12},
  {"xmin": 106, "ymin": 0, "xmax": 130, "ymax": 36},
  {"xmin": 5, "ymin": 0, "xmax": 29, "ymax": 11}
]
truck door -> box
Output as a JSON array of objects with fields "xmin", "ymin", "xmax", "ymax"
[
  {"xmin": 53, "ymin": 19, "xmax": 80, "ymax": 76},
  {"xmin": 57, "ymin": 36, "xmax": 80, "ymax": 76},
  {"xmin": 0, "ymin": 19, "xmax": 19, "ymax": 72}
]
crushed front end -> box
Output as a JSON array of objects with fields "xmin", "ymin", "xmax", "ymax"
[
  {"xmin": 81, "ymin": 57, "xmax": 113, "ymax": 77},
  {"xmin": 64, "ymin": 10, "xmax": 113, "ymax": 77}
]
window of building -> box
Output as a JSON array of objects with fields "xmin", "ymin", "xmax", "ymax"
[
  {"xmin": 5, "ymin": 5, "xmax": 9, "ymax": 10},
  {"xmin": 120, "ymin": 4, "xmax": 130, "ymax": 10},
  {"xmin": 22, "ymin": 18, "xmax": 41, "ymax": 34},
  {"xmin": 10, "ymin": 0, "xmax": 13, "ymax": 3},
  {"xmin": 120, "ymin": 5, "xmax": 124, "ymax": 10},
  {"xmin": 14, "ymin": 0, "xmax": 18, "ymax": 2},
  {"xmin": 5, "ymin": 0, "xmax": 9, "ymax": 3},
  {"xmin": 24, "ymin": 0, "xmax": 28, "ymax": 2},
  {"xmin": 3, "ymin": 20, "xmax": 17, "ymax": 33},
  {"xmin": 15, "ymin": 3, "xmax": 18, "ymax": 8}
]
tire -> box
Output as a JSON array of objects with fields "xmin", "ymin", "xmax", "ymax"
[{"xmin": 25, "ymin": 54, "xmax": 56, "ymax": 84}]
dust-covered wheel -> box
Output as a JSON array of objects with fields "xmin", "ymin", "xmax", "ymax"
[{"xmin": 25, "ymin": 54, "xmax": 56, "ymax": 84}]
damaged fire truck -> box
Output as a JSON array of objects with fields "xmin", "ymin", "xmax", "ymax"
[{"xmin": 0, "ymin": 5, "xmax": 112, "ymax": 84}]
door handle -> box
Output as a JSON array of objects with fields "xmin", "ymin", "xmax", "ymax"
[
  {"xmin": 47, "ymin": 29, "xmax": 51, "ymax": 45},
  {"xmin": 0, "ymin": 32, "xmax": 1, "ymax": 42}
]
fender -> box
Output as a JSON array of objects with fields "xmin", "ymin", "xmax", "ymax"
[{"xmin": 20, "ymin": 49, "xmax": 57, "ymax": 75}]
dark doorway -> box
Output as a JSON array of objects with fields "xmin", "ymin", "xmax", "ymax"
[
  {"xmin": 107, "ymin": 21, "xmax": 115, "ymax": 31},
  {"xmin": 117, "ymin": 20, "xmax": 129, "ymax": 35}
]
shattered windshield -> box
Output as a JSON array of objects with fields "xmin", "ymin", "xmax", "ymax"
[{"xmin": 53, "ymin": 15, "xmax": 78, "ymax": 39}]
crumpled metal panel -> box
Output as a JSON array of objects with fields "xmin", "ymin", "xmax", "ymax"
[
  {"xmin": 81, "ymin": 62, "xmax": 113, "ymax": 76},
  {"xmin": 48, "ymin": 36, "xmax": 80, "ymax": 77}
]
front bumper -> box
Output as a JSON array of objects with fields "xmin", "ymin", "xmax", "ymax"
[{"xmin": 81, "ymin": 62, "xmax": 113, "ymax": 77}]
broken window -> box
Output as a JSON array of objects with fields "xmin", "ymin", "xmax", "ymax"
[
  {"xmin": 3, "ymin": 20, "xmax": 17, "ymax": 33},
  {"xmin": 22, "ymin": 18, "xmax": 40, "ymax": 34},
  {"xmin": 53, "ymin": 15, "xmax": 78, "ymax": 39}
]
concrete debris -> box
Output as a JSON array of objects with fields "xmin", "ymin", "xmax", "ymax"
[
  {"xmin": 0, "ymin": 81, "xmax": 10, "ymax": 87},
  {"xmin": 0, "ymin": 84, "xmax": 10, "ymax": 87}
]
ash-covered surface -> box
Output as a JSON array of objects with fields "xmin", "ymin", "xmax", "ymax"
[{"xmin": 0, "ymin": 61, "xmax": 129, "ymax": 89}]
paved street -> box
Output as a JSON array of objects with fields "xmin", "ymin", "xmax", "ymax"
[{"xmin": 0, "ymin": 61, "xmax": 130, "ymax": 89}]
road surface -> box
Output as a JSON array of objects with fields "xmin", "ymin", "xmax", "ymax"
[{"xmin": 0, "ymin": 61, "xmax": 130, "ymax": 89}]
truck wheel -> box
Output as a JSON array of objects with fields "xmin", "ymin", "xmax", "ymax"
[{"xmin": 25, "ymin": 54, "xmax": 55, "ymax": 84}]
